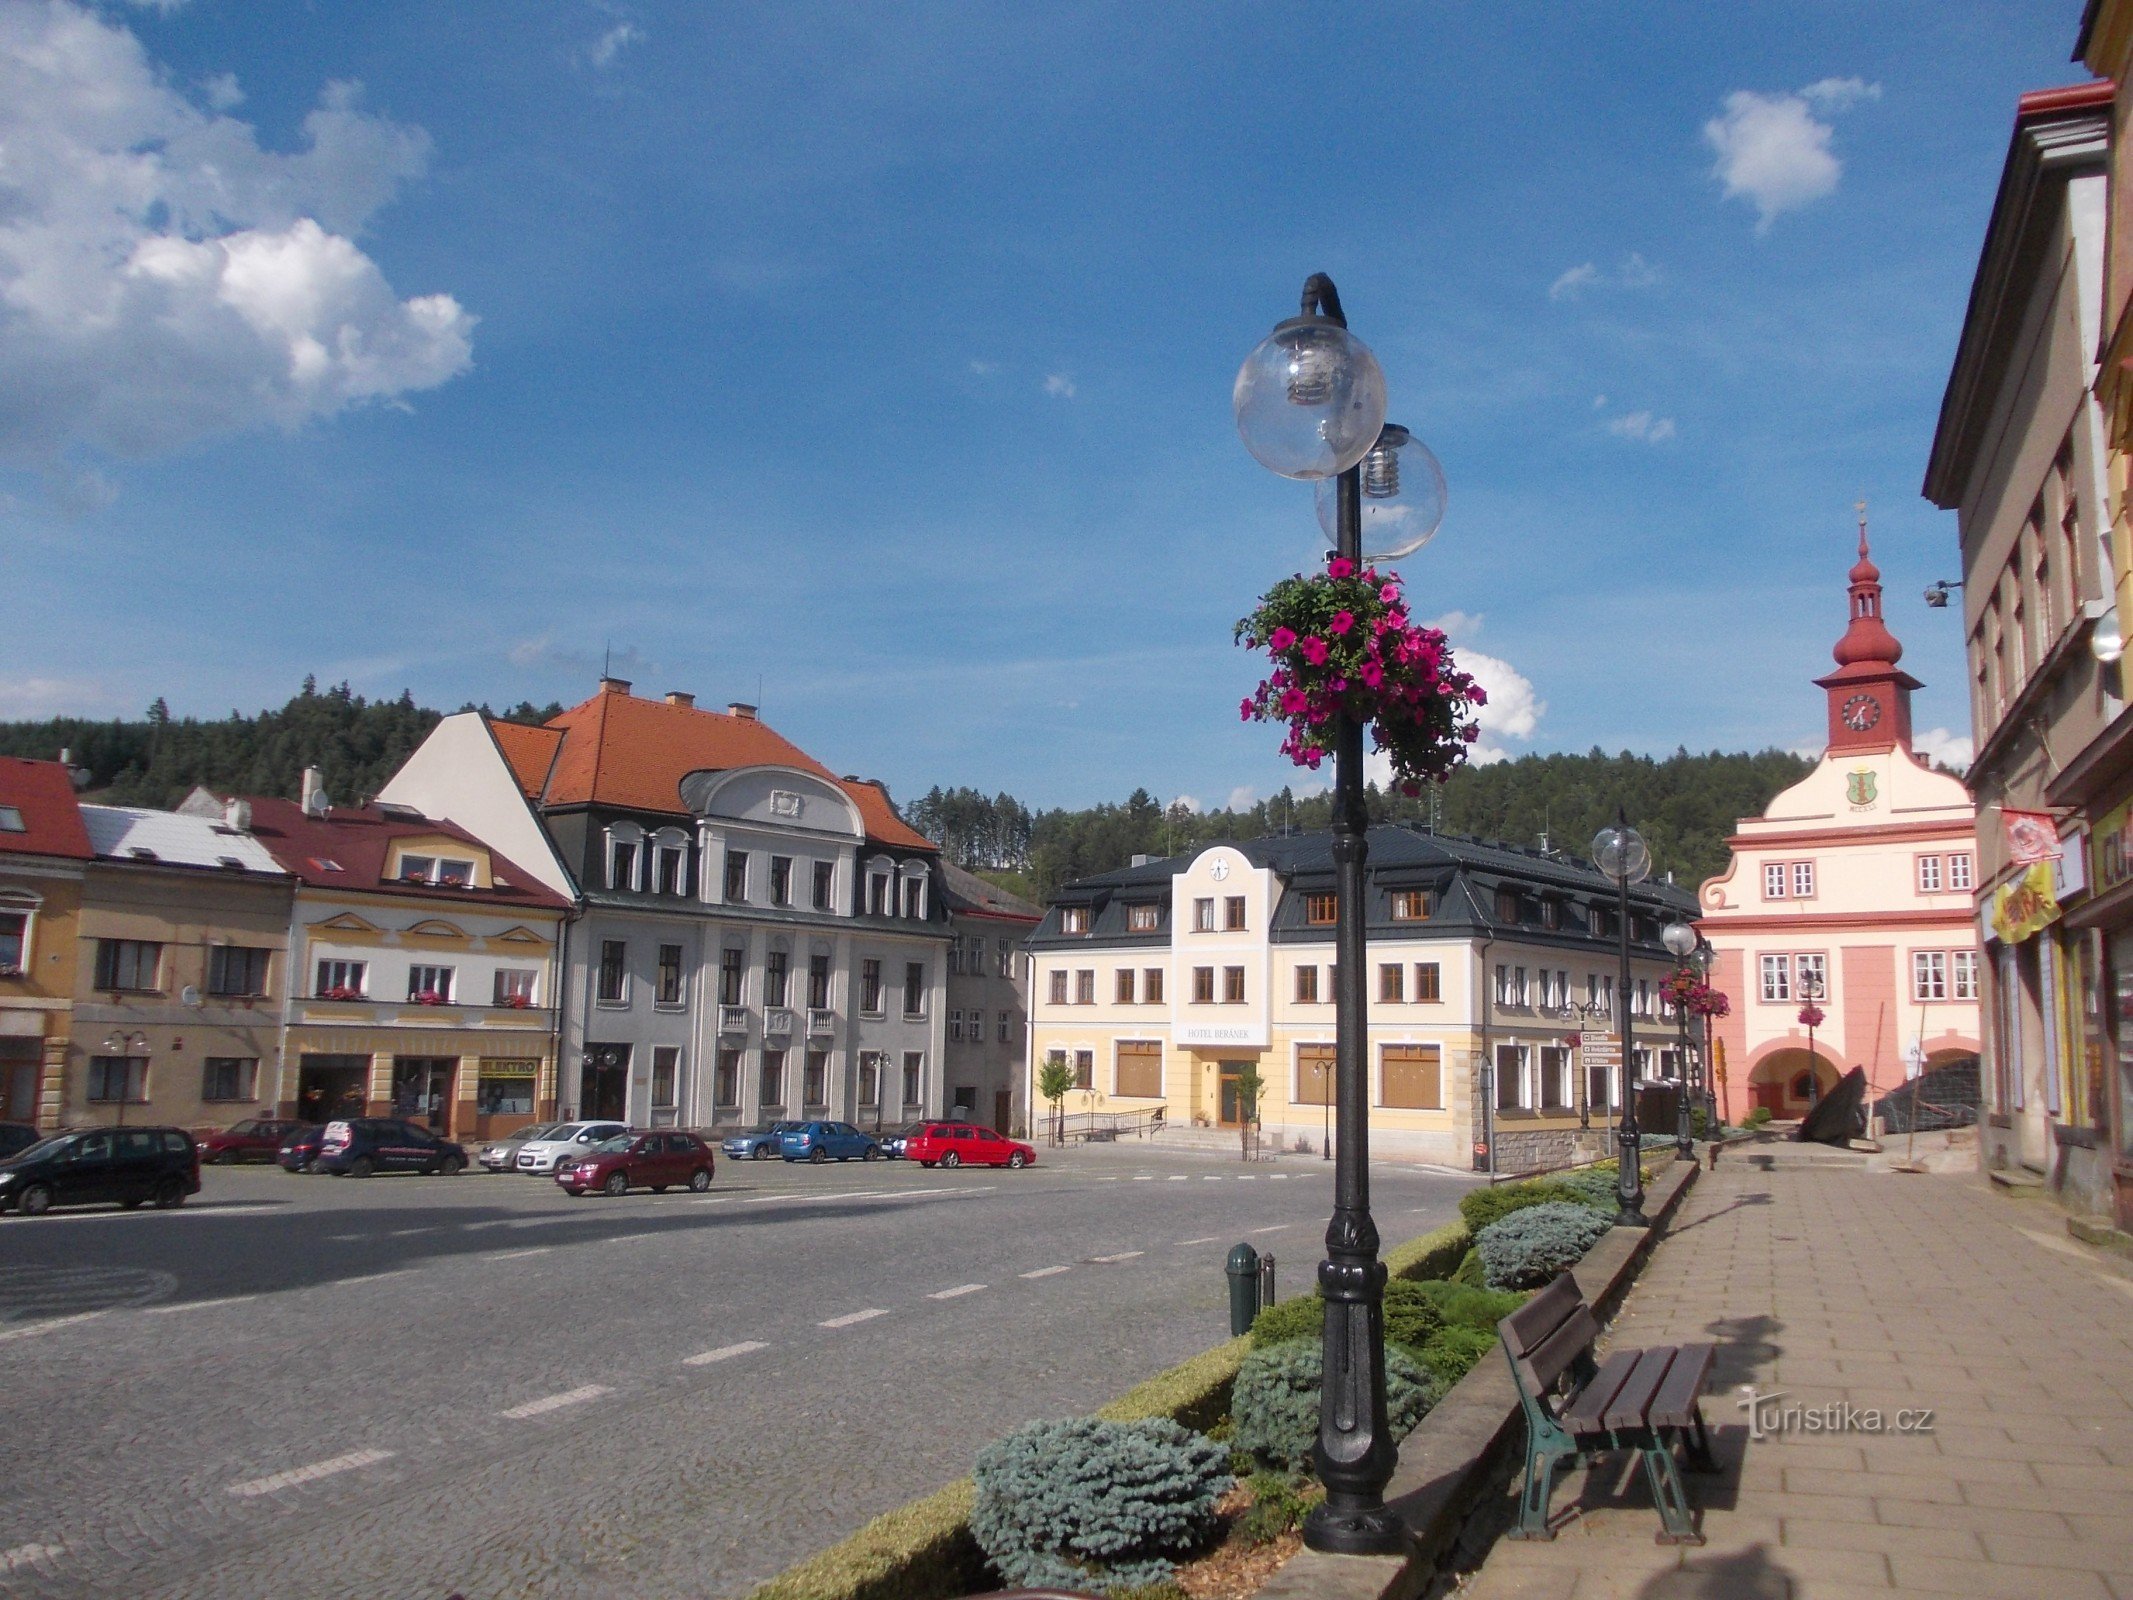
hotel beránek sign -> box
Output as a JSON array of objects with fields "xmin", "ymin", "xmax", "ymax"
[{"xmin": 1176, "ymin": 1020, "xmax": 1268, "ymax": 1048}]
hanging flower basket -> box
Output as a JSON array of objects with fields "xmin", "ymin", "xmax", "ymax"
[
  {"xmin": 1235, "ymin": 557, "xmax": 1485, "ymax": 792},
  {"xmin": 1659, "ymin": 968, "xmax": 1731, "ymax": 1019},
  {"xmin": 1797, "ymin": 1003, "xmax": 1825, "ymax": 1029}
]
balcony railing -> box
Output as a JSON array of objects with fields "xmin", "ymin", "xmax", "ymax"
[
  {"xmin": 763, "ymin": 1007, "xmax": 794, "ymax": 1036},
  {"xmin": 718, "ymin": 1005, "xmax": 750, "ymax": 1035},
  {"xmin": 807, "ymin": 1007, "xmax": 836, "ymax": 1036}
]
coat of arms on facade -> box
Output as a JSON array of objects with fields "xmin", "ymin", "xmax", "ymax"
[{"xmin": 1846, "ymin": 770, "xmax": 1878, "ymax": 809}]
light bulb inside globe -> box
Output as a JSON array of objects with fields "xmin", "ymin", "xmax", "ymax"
[
  {"xmin": 1662, "ymin": 920, "xmax": 1698, "ymax": 959},
  {"xmin": 1234, "ymin": 318, "xmax": 1388, "ymax": 481},
  {"xmin": 1313, "ymin": 424, "xmax": 1448, "ymax": 562},
  {"xmin": 1591, "ymin": 823, "xmax": 1650, "ymax": 885}
]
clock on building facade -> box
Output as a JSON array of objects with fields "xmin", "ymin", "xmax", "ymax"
[{"xmin": 1840, "ymin": 693, "xmax": 1883, "ymax": 733}]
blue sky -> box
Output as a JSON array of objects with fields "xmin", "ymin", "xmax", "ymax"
[{"xmin": 0, "ymin": 0, "xmax": 2079, "ymax": 811}]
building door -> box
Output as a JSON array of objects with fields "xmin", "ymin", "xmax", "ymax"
[
  {"xmin": 994, "ymin": 1089, "xmax": 1012, "ymax": 1135},
  {"xmin": 581, "ymin": 1044, "xmax": 629, "ymax": 1121},
  {"xmin": 391, "ymin": 1058, "xmax": 457, "ymax": 1133},
  {"xmin": 0, "ymin": 1038, "xmax": 38, "ymax": 1123},
  {"xmin": 1217, "ymin": 1062, "xmax": 1257, "ymax": 1128}
]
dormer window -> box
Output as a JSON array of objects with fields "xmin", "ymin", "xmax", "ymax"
[
  {"xmin": 0, "ymin": 805, "xmax": 25, "ymax": 833},
  {"xmin": 1128, "ymin": 904, "xmax": 1160, "ymax": 932},
  {"xmin": 652, "ymin": 829, "xmax": 689, "ymax": 896},
  {"xmin": 1390, "ymin": 890, "xmax": 1431, "ymax": 921},
  {"xmin": 867, "ymin": 872, "xmax": 890, "ymax": 916},
  {"xmin": 901, "ymin": 871, "xmax": 927, "ymax": 919},
  {"xmin": 399, "ymin": 854, "xmax": 476, "ymax": 887},
  {"xmin": 1061, "ymin": 906, "xmax": 1089, "ymax": 934}
]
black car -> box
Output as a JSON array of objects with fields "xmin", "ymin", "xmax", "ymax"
[
  {"xmin": 877, "ymin": 1120, "xmax": 930, "ymax": 1159},
  {"xmin": 278, "ymin": 1124, "xmax": 328, "ymax": 1173},
  {"xmin": 315, "ymin": 1118, "xmax": 467, "ymax": 1178},
  {"xmin": 0, "ymin": 1123, "xmax": 41, "ymax": 1160},
  {"xmin": 0, "ymin": 1127, "xmax": 201, "ymax": 1216}
]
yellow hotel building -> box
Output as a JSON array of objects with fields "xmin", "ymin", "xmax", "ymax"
[{"xmin": 1027, "ymin": 829, "xmax": 1699, "ymax": 1171}]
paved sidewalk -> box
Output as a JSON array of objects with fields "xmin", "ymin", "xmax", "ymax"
[{"xmin": 1456, "ymin": 1152, "xmax": 2133, "ymax": 1599}]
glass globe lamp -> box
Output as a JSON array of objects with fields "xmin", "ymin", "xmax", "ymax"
[
  {"xmin": 1591, "ymin": 822, "xmax": 1650, "ymax": 885},
  {"xmin": 1314, "ymin": 424, "xmax": 1447, "ymax": 561},
  {"xmin": 1661, "ymin": 920, "xmax": 1698, "ymax": 959},
  {"xmin": 1233, "ymin": 318, "xmax": 1387, "ymax": 481}
]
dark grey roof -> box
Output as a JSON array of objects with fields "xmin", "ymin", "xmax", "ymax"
[
  {"xmin": 938, "ymin": 859, "xmax": 1041, "ymax": 921},
  {"xmin": 1029, "ymin": 825, "xmax": 1698, "ymax": 956}
]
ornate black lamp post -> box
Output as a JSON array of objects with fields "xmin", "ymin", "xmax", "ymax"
[
  {"xmin": 1590, "ymin": 813, "xmax": 1649, "ymax": 1227},
  {"xmin": 1234, "ymin": 274, "xmax": 1444, "ymax": 1556},
  {"xmin": 1662, "ymin": 919, "xmax": 1698, "ymax": 1161}
]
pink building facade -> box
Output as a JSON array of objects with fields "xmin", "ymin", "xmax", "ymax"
[{"xmin": 1697, "ymin": 529, "xmax": 1983, "ymax": 1118}]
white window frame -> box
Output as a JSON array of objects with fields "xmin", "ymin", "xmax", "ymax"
[
  {"xmin": 0, "ymin": 890, "xmax": 39, "ymax": 977},
  {"xmin": 1917, "ymin": 855, "xmax": 1943, "ymax": 894},
  {"xmin": 1759, "ymin": 954, "xmax": 1791, "ymax": 1003},
  {"xmin": 1791, "ymin": 861, "xmax": 1816, "ymax": 898},
  {"xmin": 1795, "ymin": 952, "xmax": 1827, "ymax": 999},
  {"xmin": 1949, "ymin": 853, "xmax": 1975, "ymax": 892},
  {"xmin": 407, "ymin": 964, "xmax": 455, "ymax": 1003},
  {"xmin": 316, "ymin": 958, "xmax": 368, "ymax": 998},
  {"xmin": 1763, "ymin": 863, "xmax": 1787, "ymax": 899},
  {"xmin": 1952, "ymin": 950, "xmax": 1979, "ymax": 1001},
  {"xmin": 1912, "ymin": 950, "xmax": 1947, "ymax": 1002},
  {"xmin": 604, "ymin": 824, "xmax": 644, "ymax": 893}
]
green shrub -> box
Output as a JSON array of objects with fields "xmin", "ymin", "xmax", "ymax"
[
  {"xmin": 1250, "ymin": 1281, "xmax": 1444, "ymax": 1359},
  {"xmin": 970, "ymin": 1417, "xmax": 1231, "ymax": 1595},
  {"xmin": 1109, "ymin": 1586, "xmax": 1188, "ymax": 1600},
  {"xmin": 1232, "ymin": 1338, "xmax": 1437, "ymax": 1471},
  {"xmin": 1459, "ymin": 1179, "xmax": 1584, "ymax": 1235},
  {"xmin": 1236, "ymin": 1471, "xmax": 1322, "ymax": 1544},
  {"xmin": 1384, "ymin": 1219, "xmax": 1470, "ymax": 1282},
  {"xmin": 1405, "ymin": 1277, "xmax": 1525, "ymax": 1331},
  {"xmin": 1096, "ymin": 1334, "xmax": 1249, "ymax": 1433},
  {"xmin": 1452, "ymin": 1245, "xmax": 1486, "ymax": 1286},
  {"xmin": 1417, "ymin": 1324, "xmax": 1499, "ymax": 1389},
  {"xmin": 1548, "ymin": 1164, "xmax": 1624, "ymax": 1210},
  {"xmin": 1475, "ymin": 1202, "xmax": 1612, "ymax": 1291},
  {"xmin": 1744, "ymin": 1106, "xmax": 1773, "ymax": 1129}
]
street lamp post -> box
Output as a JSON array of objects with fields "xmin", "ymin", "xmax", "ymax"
[
  {"xmin": 1691, "ymin": 941, "xmax": 1718, "ymax": 1135},
  {"xmin": 1662, "ymin": 921, "xmax": 1698, "ymax": 1162},
  {"xmin": 1799, "ymin": 977, "xmax": 1827, "ymax": 1109},
  {"xmin": 1235, "ymin": 274, "xmax": 1444, "ymax": 1556},
  {"xmin": 1314, "ymin": 1058, "xmax": 1331, "ymax": 1161},
  {"xmin": 1591, "ymin": 813, "xmax": 1649, "ymax": 1227},
  {"xmin": 100, "ymin": 1031, "xmax": 149, "ymax": 1131}
]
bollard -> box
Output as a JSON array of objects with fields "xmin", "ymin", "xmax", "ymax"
[
  {"xmin": 1259, "ymin": 1250, "xmax": 1276, "ymax": 1312},
  {"xmin": 1226, "ymin": 1242, "xmax": 1261, "ymax": 1336}
]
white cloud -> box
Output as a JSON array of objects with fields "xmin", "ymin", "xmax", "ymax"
[
  {"xmin": 1606, "ymin": 410, "xmax": 1676, "ymax": 443},
  {"xmin": 968, "ymin": 358, "xmax": 999, "ymax": 376},
  {"xmin": 1169, "ymin": 794, "xmax": 1202, "ymax": 814},
  {"xmin": 1421, "ymin": 612, "xmax": 1545, "ymax": 766},
  {"xmin": 1548, "ymin": 263, "xmax": 1599, "ymax": 301},
  {"xmin": 1704, "ymin": 79, "xmax": 1879, "ymax": 232},
  {"xmin": 507, "ymin": 635, "xmax": 652, "ymax": 680},
  {"xmin": 0, "ymin": 2, "xmax": 473, "ymax": 473},
  {"xmin": 0, "ymin": 676, "xmax": 121, "ymax": 719},
  {"xmin": 1549, "ymin": 253, "xmax": 1657, "ymax": 301},
  {"xmin": 1043, "ymin": 372, "xmax": 1076, "ymax": 399},
  {"xmin": 1912, "ymin": 727, "xmax": 1974, "ymax": 771},
  {"xmin": 1225, "ymin": 785, "xmax": 1258, "ymax": 813},
  {"xmin": 588, "ymin": 22, "xmax": 641, "ymax": 67},
  {"xmin": 1592, "ymin": 393, "xmax": 1608, "ymax": 410}
]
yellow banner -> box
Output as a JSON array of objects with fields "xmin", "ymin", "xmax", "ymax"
[{"xmin": 1991, "ymin": 862, "xmax": 2060, "ymax": 943}]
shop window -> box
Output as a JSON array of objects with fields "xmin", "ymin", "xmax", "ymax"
[
  {"xmin": 201, "ymin": 1057, "xmax": 256, "ymax": 1102},
  {"xmin": 1381, "ymin": 1044, "xmax": 1441, "ymax": 1109}
]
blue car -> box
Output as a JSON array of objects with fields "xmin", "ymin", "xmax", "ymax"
[
  {"xmin": 721, "ymin": 1122, "xmax": 803, "ymax": 1161},
  {"xmin": 779, "ymin": 1120, "xmax": 883, "ymax": 1164}
]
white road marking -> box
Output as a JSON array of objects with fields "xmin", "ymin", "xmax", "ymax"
[
  {"xmin": 0, "ymin": 1543, "xmax": 67, "ymax": 1573},
  {"xmin": 927, "ymin": 1283, "xmax": 987, "ymax": 1300},
  {"xmin": 1179, "ymin": 1236, "xmax": 1221, "ymax": 1246},
  {"xmin": 1100, "ymin": 1175, "xmax": 1122, "ymax": 1182},
  {"xmin": 1250, "ymin": 1225, "xmax": 1289, "ymax": 1235},
  {"xmin": 1020, "ymin": 1265, "xmax": 1072, "ymax": 1279},
  {"xmin": 389, "ymin": 1227, "xmax": 435, "ymax": 1237},
  {"xmin": 1202, "ymin": 1175, "xmax": 1224, "ymax": 1181},
  {"xmin": 1167, "ymin": 1176, "xmax": 1190, "ymax": 1182},
  {"xmin": 500, "ymin": 1384, "xmax": 612, "ymax": 1419},
  {"xmin": 684, "ymin": 1340, "xmax": 769, "ymax": 1366},
  {"xmin": 0, "ymin": 1311, "xmax": 105, "ymax": 1342},
  {"xmin": 607, "ymin": 1233, "xmax": 657, "ymax": 1244},
  {"xmin": 818, "ymin": 1308, "xmax": 890, "ymax": 1328},
  {"xmin": 488, "ymin": 1247, "xmax": 552, "ymax": 1261},
  {"xmin": 146, "ymin": 1295, "xmax": 257, "ymax": 1315},
  {"xmin": 1237, "ymin": 1175, "xmax": 1258, "ymax": 1182},
  {"xmin": 227, "ymin": 1448, "xmax": 394, "ymax": 1497},
  {"xmin": 1132, "ymin": 1175, "xmax": 1154, "ymax": 1181},
  {"xmin": 1090, "ymin": 1251, "xmax": 1145, "ymax": 1263},
  {"xmin": 337, "ymin": 1273, "xmax": 408, "ymax": 1289},
  {"xmin": 692, "ymin": 1196, "xmax": 735, "ymax": 1205},
  {"xmin": 1270, "ymin": 1174, "xmax": 1291, "ymax": 1181}
]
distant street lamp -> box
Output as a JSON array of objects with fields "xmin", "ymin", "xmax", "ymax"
[
  {"xmin": 1662, "ymin": 920, "xmax": 1699, "ymax": 1161},
  {"xmin": 100, "ymin": 1031, "xmax": 150, "ymax": 1131},
  {"xmin": 1591, "ymin": 812, "xmax": 1650, "ymax": 1227}
]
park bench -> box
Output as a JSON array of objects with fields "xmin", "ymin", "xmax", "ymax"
[{"xmin": 1498, "ymin": 1272, "xmax": 1716, "ymax": 1544}]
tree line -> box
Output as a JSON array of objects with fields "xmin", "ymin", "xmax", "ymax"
[{"xmin": 913, "ymin": 746, "xmax": 1815, "ymax": 900}]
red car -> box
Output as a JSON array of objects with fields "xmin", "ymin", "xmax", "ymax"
[
  {"xmin": 198, "ymin": 1117, "xmax": 306, "ymax": 1164},
  {"xmin": 904, "ymin": 1123, "xmax": 1035, "ymax": 1169},
  {"xmin": 556, "ymin": 1131, "xmax": 716, "ymax": 1196}
]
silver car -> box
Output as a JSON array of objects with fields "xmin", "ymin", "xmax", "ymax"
[
  {"xmin": 514, "ymin": 1122, "xmax": 630, "ymax": 1174},
  {"xmin": 479, "ymin": 1122, "xmax": 565, "ymax": 1173}
]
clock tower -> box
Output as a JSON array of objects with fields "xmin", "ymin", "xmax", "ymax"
[{"xmin": 1813, "ymin": 508, "xmax": 1920, "ymax": 754}]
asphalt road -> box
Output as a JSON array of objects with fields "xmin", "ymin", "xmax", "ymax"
[{"xmin": 0, "ymin": 1140, "xmax": 1476, "ymax": 1600}]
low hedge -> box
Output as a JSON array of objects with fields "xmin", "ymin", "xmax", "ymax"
[{"xmin": 744, "ymin": 1224, "xmax": 1473, "ymax": 1600}]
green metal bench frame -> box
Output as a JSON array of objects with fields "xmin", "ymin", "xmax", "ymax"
[{"xmin": 1497, "ymin": 1272, "xmax": 1716, "ymax": 1544}]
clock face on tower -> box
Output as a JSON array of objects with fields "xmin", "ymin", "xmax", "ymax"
[{"xmin": 1840, "ymin": 693, "xmax": 1883, "ymax": 733}]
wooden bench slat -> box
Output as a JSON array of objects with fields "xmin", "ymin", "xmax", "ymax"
[
  {"xmin": 1499, "ymin": 1273, "xmax": 1582, "ymax": 1358},
  {"xmin": 1515, "ymin": 1303, "xmax": 1600, "ymax": 1396},
  {"xmin": 1560, "ymin": 1349, "xmax": 1641, "ymax": 1434},
  {"xmin": 1601, "ymin": 1347, "xmax": 1676, "ymax": 1432},
  {"xmin": 1649, "ymin": 1342, "xmax": 1714, "ymax": 1429}
]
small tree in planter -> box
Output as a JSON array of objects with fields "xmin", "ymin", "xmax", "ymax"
[
  {"xmin": 1037, "ymin": 1053, "xmax": 1076, "ymax": 1148},
  {"xmin": 1232, "ymin": 1062, "xmax": 1266, "ymax": 1161}
]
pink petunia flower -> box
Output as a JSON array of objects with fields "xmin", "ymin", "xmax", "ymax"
[
  {"xmin": 1239, "ymin": 698, "xmax": 1256, "ymax": 721},
  {"xmin": 1327, "ymin": 556, "xmax": 1355, "ymax": 579},
  {"xmin": 1359, "ymin": 659, "xmax": 1383, "ymax": 688},
  {"xmin": 1330, "ymin": 610, "xmax": 1355, "ymax": 635},
  {"xmin": 1301, "ymin": 636, "xmax": 1329, "ymax": 665},
  {"xmin": 1279, "ymin": 687, "xmax": 1309, "ymax": 715},
  {"xmin": 1269, "ymin": 625, "xmax": 1297, "ymax": 651},
  {"xmin": 1379, "ymin": 583, "xmax": 1400, "ymax": 605}
]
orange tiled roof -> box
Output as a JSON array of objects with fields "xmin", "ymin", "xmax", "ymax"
[
  {"xmin": 491, "ymin": 690, "xmax": 935, "ymax": 853},
  {"xmin": 0, "ymin": 757, "xmax": 94, "ymax": 860}
]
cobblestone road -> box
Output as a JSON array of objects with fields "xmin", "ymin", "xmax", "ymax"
[{"xmin": 0, "ymin": 1142, "xmax": 1472, "ymax": 1599}]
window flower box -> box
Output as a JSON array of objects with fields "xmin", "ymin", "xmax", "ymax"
[
  {"xmin": 413, "ymin": 991, "xmax": 447, "ymax": 1006},
  {"xmin": 318, "ymin": 986, "xmax": 363, "ymax": 1002}
]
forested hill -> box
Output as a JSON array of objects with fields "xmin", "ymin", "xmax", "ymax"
[
  {"xmin": 0, "ymin": 681, "xmax": 562, "ymax": 810},
  {"xmin": 908, "ymin": 747, "xmax": 1818, "ymax": 901}
]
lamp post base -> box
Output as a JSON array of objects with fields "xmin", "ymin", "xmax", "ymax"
[{"xmin": 1304, "ymin": 1499, "xmax": 1413, "ymax": 1556}]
